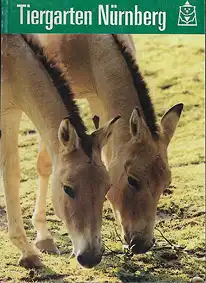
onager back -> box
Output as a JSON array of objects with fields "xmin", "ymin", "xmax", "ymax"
[{"xmin": 1, "ymin": 35, "xmax": 120, "ymax": 269}]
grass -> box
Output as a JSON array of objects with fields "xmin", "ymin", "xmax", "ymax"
[{"xmin": 0, "ymin": 35, "xmax": 205, "ymax": 283}]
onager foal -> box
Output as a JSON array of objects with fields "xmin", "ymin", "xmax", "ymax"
[
  {"xmin": 31, "ymin": 34, "xmax": 184, "ymax": 254},
  {"xmin": 1, "ymin": 35, "xmax": 120, "ymax": 268}
]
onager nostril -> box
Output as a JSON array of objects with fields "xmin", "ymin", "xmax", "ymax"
[
  {"xmin": 77, "ymin": 254, "xmax": 83, "ymax": 265},
  {"xmin": 128, "ymin": 235, "xmax": 155, "ymax": 254},
  {"xmin": 77, "ymin": 251, "xmax": 102, "ymax": 268}
]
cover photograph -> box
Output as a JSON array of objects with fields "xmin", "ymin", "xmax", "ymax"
[{"xmin": 0, "ymin": 0, "xmax": 205, "ymax": 282}]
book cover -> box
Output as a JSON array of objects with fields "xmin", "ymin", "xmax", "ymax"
[{"xmin": 0, "ymin": 1, "xmax": 205, "ymax": 282}]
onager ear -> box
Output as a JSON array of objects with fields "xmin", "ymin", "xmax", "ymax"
[
  {"xmin": 161, "ymin": 103, "xmax": 183, "ymax": 145},
  {"xmin": 130, "ymin": 108, "xmax": 144, "ymax": 140},
  {"xmin": 58, "ymin": 118, "xmax": 79, "ymax": 151},
  {"xmin": 92, "ymin": 115, "xmax": 121, "ymax": 149}
]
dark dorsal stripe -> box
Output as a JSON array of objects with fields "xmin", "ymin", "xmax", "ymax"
[
  {"xmin": 112, "ymin": 34, "xmax": 158, "ymax": 136},
  {"xmin": 21, "ymin": 35, "xmax": 93, "ymax": 158}
]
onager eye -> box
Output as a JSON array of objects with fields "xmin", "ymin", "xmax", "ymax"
[
  {"xmin": 128, "ymin": 176, "xmax": 140, "ymax": 191},
  {"xmin": 64, "ymin": 185, "xmax": 75, "ymax": 199}
]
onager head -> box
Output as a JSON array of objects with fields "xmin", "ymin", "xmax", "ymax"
[
  {"xmin": 51, "ymin": 115, "xmax": 120, "ymax": 268},
  {"xmin": 107, "ymin": 104, "xmax": 183, "ymax": 254}
]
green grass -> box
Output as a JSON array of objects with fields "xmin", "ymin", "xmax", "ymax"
[{"xmin": 0, "ymin": 35, "xmax": 205, "ymax": 283}]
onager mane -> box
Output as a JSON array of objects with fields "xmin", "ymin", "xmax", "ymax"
[
  {"xmin": 22, "ymin": 35, "xmax": 93, "ymax": 158},
  {"xmin": 112, "ymin": 34, "xmax": 158, "ymax": 137}
]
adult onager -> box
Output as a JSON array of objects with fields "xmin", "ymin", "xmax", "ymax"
[
  {"xmin": 1, "ymin": 34, "xmax": 120, "ymax": 268},
  {"xmin": 27, "ymin": 34, "xmax": 183, "ymax": 254}
]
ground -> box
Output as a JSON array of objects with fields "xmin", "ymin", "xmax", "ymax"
[{"xmin": 0, "ymin": 35, "xmax": 205, "ymax": 283}]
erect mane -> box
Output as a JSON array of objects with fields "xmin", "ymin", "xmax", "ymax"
[
  {"xmin": 112, "ymin": 34, "xmax": 158, "ymax": 137},
  {"xmin": 21, "ymin": 35, "xmax": 93, "ymax": 158}
]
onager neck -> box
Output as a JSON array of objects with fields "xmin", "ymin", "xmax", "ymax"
[
  {"xmin": 91, "ymin": 60, "xmax": 143, "ymax": 156},
  {"xmin": 24, "ymin": 92, "xmax": 67, "ymax": 159},
  {"xmin": 20, "ymin": 35, "xmax": 87, "ymax": 160},
  {"xmin": 109, "ymin": 88, "xmax": 140, "ymax": 140},
  {"xmin": 90, "ymin": 34, "xmax": 157, "ymax": 160},
  {"xmin": 14, "ymin": 37, "xmax": 69, "ymax": 159},
  {"xmin": 19, "ymin": 71, "xmax": 68, "ymax": 159},
  {"xmin": 106, "ymin": 87, "xmax": 141, "ymax": 155}
]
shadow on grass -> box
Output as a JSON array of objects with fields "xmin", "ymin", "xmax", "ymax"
[
  {"xmin": 116, "ymin": 270, "xmax": 188, "ymax": 283},
  {"xmin": 20, "ymin": 266, "xmax": 69, "ymax": 282},
  {"xmin": 96, "ymin": 250, "xmax": 189, "ymax": 283},
  {"xmin": 114, "ymin": 259, "xmax": 188, "ymax": 283}
]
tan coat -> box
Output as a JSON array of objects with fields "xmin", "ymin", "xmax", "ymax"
[
  {"xmin": 1, "ymin": 34, "xmax": 120, "ymax": 268},
  {"xmin": 30, "ymin": 34, "xmax": 183, "ymax": 253}
]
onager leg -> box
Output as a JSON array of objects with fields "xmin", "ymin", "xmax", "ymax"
[
  {"xmin": 2, "ymin": 105, "xmax": 43, "ymax": 268},
  {"xmin": 33, "ymin": 139, "xmax": 59, "ymax": 253}
]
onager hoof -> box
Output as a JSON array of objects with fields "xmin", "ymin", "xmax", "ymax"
[
  {"xmin": 35, "ymin": 238, "xmax": 60, "ymax": 254},
  {"xmin": 19, "ymin": 254, "xmax": 43, "ymax": 269}
]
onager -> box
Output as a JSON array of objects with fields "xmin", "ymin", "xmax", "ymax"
[
  {"xmin": 26, "ymin": 34, "xmax": 183, "ymax": 254},
  {"xmin": 1, "ymin": 34, "xmax": 120, "ymax": 268}
]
